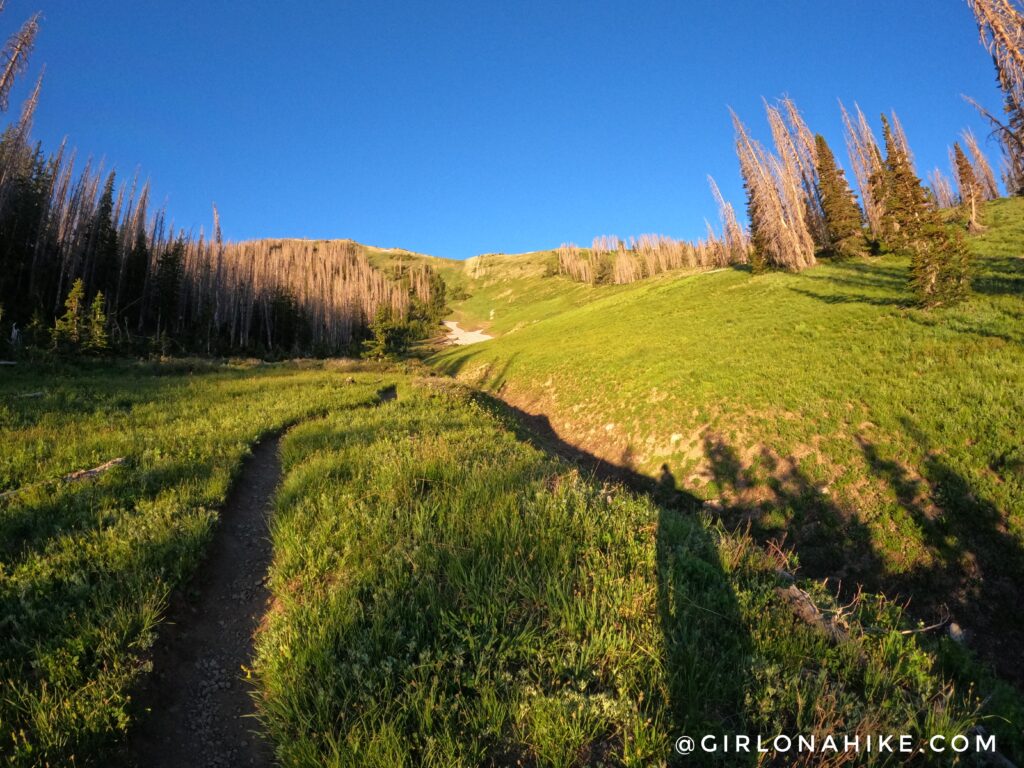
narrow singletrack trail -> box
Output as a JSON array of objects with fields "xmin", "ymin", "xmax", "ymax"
[{"xmin": 125, "ymin": 437, "xmax": 281, "ymax": 768}]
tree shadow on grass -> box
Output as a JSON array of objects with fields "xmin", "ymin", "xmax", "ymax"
[
  {"xmin": 697, "ymin": 426, "xmax": 1024, "ymax": 689},
  {"xmin": 788, "ymin": 259, "xmax": 914, "ymax": 308},
  {"xmin": 969, "ymin": 255, "xmax": 1024, "ymax": 297},
  {"xmin": 700, "ymin": 435, "xmax": 886, "ymax": 591},
  {"xmin": 904, "ymin": 305, "xmax": 1024, "ymax": 347},
  {"xmin": 858, "ymin": 421, "xmax": 1024, "ymax": 687},
  {"xmin": 474, "ymin": 395, "xmax": 753, "ymax": 765}
]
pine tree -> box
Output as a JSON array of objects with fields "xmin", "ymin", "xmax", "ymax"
[
  {"xmin": 83, "ymin": 291, "xmax": 109, "ymax": 354},
  {"xmin": 814, "ymin": 134, "xmax": 867, "ymax": 259},
  {"xmin": 52, "ymin": 277, "xmax": 85, "ymax": 351},
  {"xmin": 88, "ymin": 171, "xmax": 119, "ymax": 300},
  {"xmin": 952, "ymin": 142, "xmax": 983, "ymax": 230},
  {"xmin": 153, "ymin": 239, "xmax": 183, "ymax": 335},
  {"xmin": 911, "ymin": 221, "xmax": 971, "ymax": 308},
  {"xmin": 872, "ymin": 115, "xmax": 931, "ymax": 256},
  {"xmin": 872, "ymin": 117, "xmax": 970, "ymax": 307},
  {"xmin": 119, "ymin": 225, "xmax": 149, "ymax": 331}
]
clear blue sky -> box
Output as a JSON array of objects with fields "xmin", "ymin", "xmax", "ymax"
[{"xmin": 6, "ymin": 0, "xmax": 1006, "ymax": 259}]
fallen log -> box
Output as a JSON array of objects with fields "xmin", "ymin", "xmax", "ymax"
[
  {"xmin": 0, "ymin": 457, "xmax": 127, "ymax": 501},
  {"xmin": 62, "ymin": 457, "xmax": 127, "ymax": 484},
  {"xmin": 774, "ymin": 584, "xmax": 849, "ymax": 642}
]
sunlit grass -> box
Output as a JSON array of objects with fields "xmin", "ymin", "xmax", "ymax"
[
  {"xmin": 0, "ymin": 359, "xmax": 387, "ymax": 765},
  {"xmin": 256, "ymin": 380, "xmax": 994, "ymax": 767}
]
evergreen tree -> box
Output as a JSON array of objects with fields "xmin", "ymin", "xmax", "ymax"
[
  {"xmin": 870, "ymin": 116, "xmax": 929, "ymax": 255},
  {"xmin": 153, "ymin": 240, "xmax": 184, "ymax": 336},
  {"xmin": 88, "ymin": 172, "xmax": 119, "ymax": 302},
  {"xmin": 952, "ymin": 142, "xmax": 983, "ymax": 230},
  {"xmin": 52, "ymin": 278, "xmax": 85, "ymax": 351},
  {"xmin": 872, "ymin": 117, "xmax": 970, "ymax": 307},
  {"xmin": 362, "ymin": 305, "xmax": 414, "ymax": 359},
  {"xmin": 119, "ymin": 226, "xmax": 149, "ymax": 331},
  {"xmin": 743, "ymin": 178, "xmax": 768, "ymax": 273},
  {"xmin": 911, "ymin": 220, "xmax": 971, "ymax": 308},
  {"xmin": 83, "ymin": 291, "xmax": 109, "ymax": 354},
  {"xmin": 814, "ymin": 134, "xmax": 867, "ymax": 259}
]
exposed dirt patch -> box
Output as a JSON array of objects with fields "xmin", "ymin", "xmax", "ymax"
[{"xmin": 124, "ymin": 438, "xmax": 282, "ymax": 768}]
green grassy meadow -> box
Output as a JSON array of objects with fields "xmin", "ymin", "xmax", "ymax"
[
  {"xmin": 0, "ymin": 201, "xmax": 1021, "ymax": 767},
  {"xmin": 255, "ymin": 379, "xmax": 1002, "ymax": 766},
  {"xmin": 432, "ymin": 198, "xmax": 1024, "ymax": 709},
  {"xmin": 0, "ymin": 360, "xmax": 390, "ymax": 765}
]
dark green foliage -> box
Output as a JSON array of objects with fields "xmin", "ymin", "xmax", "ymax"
[
  {"xmin": 872, "ymin": 117, "xmax": 971, "ymax": 307},
  {"xmin": 814, "ymin": 134, "xmax": 867, "ymax": 259},
  {"xmin": 258, "ymin": 288, "xmax": 309, "ymax": 354},
  {"xmin": 362, "ymin": 305, "xmax": 416, "ymax": 359},
  {"xmin": 119, "ymin": 226, "xmax": 149, "ymax": 332},
  {"xmin": 744, "ymin": 180, "xmax": 769, "ymax": 274},
  {"xmin": 83, "ymin": 292, "xmax": 109, "ymax": 354},
  {"xmin": 153, "ymin": 239, "xmax": 184, "ymax": 335},
  {"xmin": 50, "ymin": 280, "xmax": 112, "ymax": 354},
  {"xmin": 88, "ymin": 172, "xmax": 119, "ymax": 302},
  {"xmin": 0, "ymin": 139, "xmax": 51, "ymax": 321},
  {"xmin": 871, "ymin": 116, "xmax": 926, "ymax": 255},
  {"xmin": 910, "ymin": 221, "xmax": 972, "ymax": 308},
  {"xmin": 954, "ymin": 143, "xmax": 979, "ymax": 207},
  {"xmin": 51, "ymin": 278, "xmax": 86, "ymax": 352}
]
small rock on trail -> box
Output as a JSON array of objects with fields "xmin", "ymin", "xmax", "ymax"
[{"xmin": 125, "ymin": 437, "xmax": 282, "ymax": 768}]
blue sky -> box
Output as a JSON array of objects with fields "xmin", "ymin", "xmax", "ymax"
[{"xmin": 7, "ymin": 0, "xmax": 1006, "ymax": 259}]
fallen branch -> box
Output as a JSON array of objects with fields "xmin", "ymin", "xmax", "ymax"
[
  {"xmin": 0, "ymin": 457, "xmax": 127, "ymax": 501},
  {"xmin": 896, "ymin": 609, "xmax": 950, "ymax": 636},
  {"xmin": 62, "ymin": 457, "xmax": 127, "ymax": 483},
  {"xmin": 775, "ymin": 584, "xmax": 849, "ymax": 642}
]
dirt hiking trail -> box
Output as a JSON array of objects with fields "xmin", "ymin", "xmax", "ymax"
[{"xmin": 125, "ymin": 437, "xmax": 280, "ymax": 768}]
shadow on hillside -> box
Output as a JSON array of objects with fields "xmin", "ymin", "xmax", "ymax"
[
  {"xmin": 904, "ymin": 308, "xmax": 1024, "ymax": 347},
  {"xmin": 788, "ymin": 260, "xmax": 913, "ymax": 308},
  {"xmin": 431, "ymin": 348, "xmax": 483, "ymax": 379},
  {"xmin": 858, "ymin": 419, "xmax": 1024, "ymax": 687},
  {"xmin": 970, "ymin": 255, "xmax": 1024, "ymax": 297},
  {"xmin": 475, "ymin": 395, "xmax": 754, "ymax": 764},
  {"xmin": 700, "ymin": 435, "xmax": 885, "ymax": 592},
  {"xmin": 655, "ymin": 503, "xmax": 754, "ymax": 767},
  {"xmin": 699, "ymin": 427, "xmax": 1024, "ymax": 688},
  {"xmin": 482, "ymin": 396, "xmax": 701, "ymax": 511}
]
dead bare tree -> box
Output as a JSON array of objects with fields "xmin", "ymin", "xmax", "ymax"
[
  {"xmin": 708, "ymin": 175, "xmax": 749, "ymax": 264},
  {"xmin": 840, "ymin": 100, "xmax": 885, "ymax": 236},
  {"xmin": 968, "ymin": 0, "xmax": 1024, "ymax": 103},
  {"xmin": 962, "ymin": 127, "xmax": 1002, "ymax": 199},
  {"xmin": 928, "ymin": 168, "xmax": 957, "ymax": 209},
  {"xmin": 732, "ymin": 108, "xmax": 816, "ymax": 272},
  {"xmin": 964, "ymin": 0, "xmax": 1024, "ymax": 194},
  {"xmin": 0, "ymin": 10, "xmax": 38, "ymax": 112}
]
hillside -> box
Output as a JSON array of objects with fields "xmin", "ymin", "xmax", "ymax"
[{"xmin": 432, "ymin": 198, "xmax": 1024, "ymax": 691}]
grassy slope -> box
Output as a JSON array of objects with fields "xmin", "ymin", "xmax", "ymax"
[
  {"xmin": 257, "ymin": 378, "xmax": 991, "ymax": 767},
  {"xmin": 0, "ymin": 360, "xmax": 390, "ymax": 766},
  {"xmin": 431, "ymin": 198, "xmax": 1024, "ymax": 689}
]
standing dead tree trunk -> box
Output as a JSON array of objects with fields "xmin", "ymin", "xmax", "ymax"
[{"xmin": 840, "ymin": 101, "xmax": 885, "ymax": 237}]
